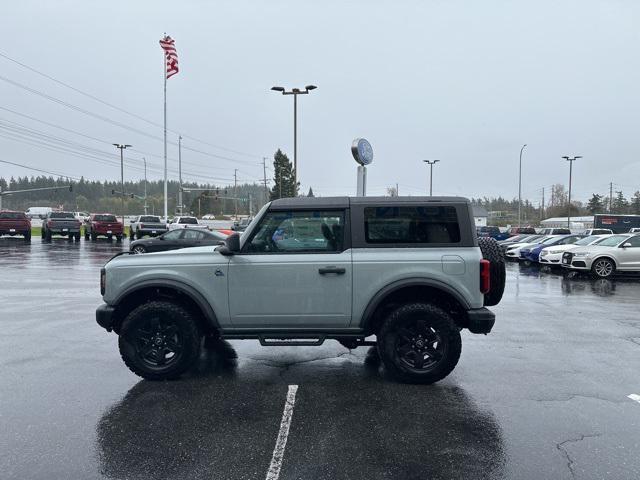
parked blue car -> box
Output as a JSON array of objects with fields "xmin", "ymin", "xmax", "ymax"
[
  {"xmin": 476, "ymin": 226, "xmax": 510, "ymax": 241},
  {"xmin": 520, "ymin": 234, "xmax": 584, "ymax": 263}
]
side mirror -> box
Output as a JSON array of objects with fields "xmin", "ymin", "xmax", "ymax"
[
  {"xmin": 219, "ymin": 233, "xmax": 240, "ymax": 256},
  {"xmin": 621, "ymin": 242, "xmax": 632, "ymax": 248}
]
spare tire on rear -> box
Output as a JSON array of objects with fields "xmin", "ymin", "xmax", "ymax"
[{"xmin": 477, "ymin": 237, "xmax": 506, "ymax": 306}]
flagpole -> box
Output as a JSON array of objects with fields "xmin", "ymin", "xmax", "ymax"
[{"xmin": 163, "ymin": 53, "xmax": 168, "ymax": 222}]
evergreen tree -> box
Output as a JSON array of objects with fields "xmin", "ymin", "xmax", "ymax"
[
  {"xmin": 630, "ymin": 191, "xmax": 640, "ymax": 215},
  {"xmin": 270, "ymin": 149, "xmax": 298, "ymax": 200},
  {"xmin": 586, "ymin": 194, "xmax": 604, "ymax": 214},
  {"xmin": 307, "ymin": 187, "xmax": 314, "ymax": 197},
  {"xmin": 612, "ymin": 191, "xmax": 629, "ymax": 214}
]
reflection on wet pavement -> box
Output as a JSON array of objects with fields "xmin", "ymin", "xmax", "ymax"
[{"xmin": 1, "ymin": 241, "xmax": 639, "ymax": 479}]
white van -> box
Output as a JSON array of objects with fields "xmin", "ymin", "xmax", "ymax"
[{"xmin": 25, "ymin": 207, "xmax": 52, "ymax": 219}]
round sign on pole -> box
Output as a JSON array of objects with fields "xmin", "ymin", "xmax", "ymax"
[{"xmin": 351, "ymin": 138, "xmax": 373, "ymax": 166}]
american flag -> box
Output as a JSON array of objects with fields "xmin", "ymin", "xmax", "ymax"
[{"xmin": 159, "ymin": 35, "xmax": 179, "ymax": 79}]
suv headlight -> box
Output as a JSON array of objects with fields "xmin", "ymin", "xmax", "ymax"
[
  {"xmin": 573, "ymin": 252, "xmax": 590, "ymax": 258},
  {"xmin": 546, "ymin": 249, "xmax": 561, "ymax": 254}
]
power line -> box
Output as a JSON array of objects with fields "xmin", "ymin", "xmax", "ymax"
[
  {"xmin": 0, "ymin": 158, "xmax": 80, "ymax": 180},
  {"xmin": 0, "ymin": 74, "xmax": 259, "ymax": 167},
  {"xmin": 0, "ymin": 50, "xmax": 262, "ymax": 159}
]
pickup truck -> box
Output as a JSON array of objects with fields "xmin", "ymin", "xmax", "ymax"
[
  {"xmin": 129, "ymin": 215, "xmax": 168, "ymax": 239},
  {"xmin": 0, "ymin": 210, "xmax": 31, "ymax": 241},
  {"xmin": 42, "ymin": 211, "xmax": 81, "ymax": 241},
  {"xmin": 85, "ymin": 214, "xmax": 124, "ymax": 241},
  {"xmin": 167, "ymin": 216, "xmax": 209, "ymax": 231}
]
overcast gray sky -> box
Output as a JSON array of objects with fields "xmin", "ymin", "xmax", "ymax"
[{"xmin": 2, "ymin": 0, "xmax": 639, "ymax": 203}]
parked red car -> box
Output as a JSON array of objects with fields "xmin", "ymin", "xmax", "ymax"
[
  {"xmin": 0, "ymin": 210, "xmax": 31, "ymax": 241},
  {"xmin": 85, "ymin": 213, "xmax": 124, "ymax": 241}
]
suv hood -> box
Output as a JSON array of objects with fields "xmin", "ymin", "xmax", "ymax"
[{"xmin": 107, "ymin": 245, "xmax": 226, "ymax": 268}]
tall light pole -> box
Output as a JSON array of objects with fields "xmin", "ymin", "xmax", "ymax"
[
  {"xmin": 423, "ymin": 160, "xmax": 440, "ymax": 196},
  {"xmin": 518, "ymin": 144, "xmax": 527, "ymax": 227},
  {"xmin": 143, "ymin": 157, "xmax": 148, "ymax": 215},
  {"xmin": 271, "ymin": 85, "xmax": 317, "ymax": 189},
  {"xmin": 113, "ymin": 144, "xmax": 132, "ymax": 226},
  {"xmin": 178, "ymin": 135, "xmax": 183, "ymax": 215},
  {"xmin": 562, "ymin": 155, "xmax": 582, "ymax": 229}
]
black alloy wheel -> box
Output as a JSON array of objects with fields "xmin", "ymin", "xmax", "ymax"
[
  {"xmin": 378, "ymin": 302, "xmax": 462, "ymax": 384},
  {"xmin": 118, "ymin": 301, "xmax": 201, "ymax": 380}
]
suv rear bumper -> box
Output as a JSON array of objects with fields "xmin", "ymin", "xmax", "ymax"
[
  {"xmin": 96, "ymin": 303, "xmax": 116, "ymax": 331},
  {"xmin": 466, "ymin": 307, "xmax": 495, "ymax": 334}
]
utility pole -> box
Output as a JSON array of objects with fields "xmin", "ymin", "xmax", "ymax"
[
  {"xmin": 562, "ymin": 155, "xmax": 582, "ymax": 229},
  {"xmin": 396, "ymin": 183, "xmax": 399, "ymax": 196},
  {"xmin": 609, "ymin": 182, "xmax": 613, "ymax": 213},
  {"xmin": 423, "ymin": 160, "xmax": 440, "ymax": 196},
  {"xmin": 113, "ymin": 144, "xmax": 132, "ymax": 226},
  {"xmin": 262, "ymin": 157, "xmax": 269, "ymax": 202},
  {"xmin": 178, "ymin": 135, "xmax": 183, "ymax": 216},
  {"xmin": 234, "ymin": 169, "xmax": 238, "ymax": 219},
  {"xmin": 143, "ymin": 157, "xmax": 148, "ymax": 215},
  {"xmin": 271, "ymin": 85, "xmax": 317, "ymax": 187},
  {"xmin": 518, "ymin": 144, "xmax": 527, "ymax": 227}
]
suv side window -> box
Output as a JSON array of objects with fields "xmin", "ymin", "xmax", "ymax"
[
  {"xmin": 245, "ymin": 210, "xmax": 345, "ymax": 253},
  {"xmin": 625, "ymin": 236, "xmax": 640, "ymax": 247},
  {"xmin": 364, "ymin": 206, "xmax": 460, "ymax": 244}
]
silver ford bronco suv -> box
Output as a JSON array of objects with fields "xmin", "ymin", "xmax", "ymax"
[{"xmin": 96, "ymin": 196, "xmax": 505, "ymax": 384}]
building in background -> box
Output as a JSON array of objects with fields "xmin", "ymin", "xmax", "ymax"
[{"xmin": 472, "ymin": 205, "xmax": 488, "ymax": 227}]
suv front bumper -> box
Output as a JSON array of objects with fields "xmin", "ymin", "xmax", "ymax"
[
  {"xmin": 467, "ymin": 307, "xmax": 495, "ymax": 334},
  {"xmin": 96, "ymin": 303, "xmax": 116, "ymax": 331}
]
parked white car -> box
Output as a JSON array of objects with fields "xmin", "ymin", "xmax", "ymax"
[
  {"xmin": 539, "ymin": 235, "xmax": 610, "ymax": 266},
  {"xmin": 504, "ymin": 235, "xmax": 551, "ymax": 259},
  {"xmin": 561, "ymin": 234, "xmax": 640, "ymax": 278},
  {"xmin": 167, "ymin": 216, "xmax": 209, "ymax": 231},
  {"xmin": 25, "ymin": 206, "xmax": 52, "ymax": 219}
]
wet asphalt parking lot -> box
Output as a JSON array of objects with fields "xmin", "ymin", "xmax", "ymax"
[{"xmin": 1, "ymin": 237, "xmax": 639, "ymax": 480}]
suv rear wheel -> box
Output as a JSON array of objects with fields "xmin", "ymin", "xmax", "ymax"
[
  {"xmin": 477, "ymin": 237, "xmax": 506, "ymax": 306},
  {"xmin": 378, "ymin": 303, "xmax": 461, "ymax": 384},
  {"xmin": 118, "ymin": 301, "xmax": 202, "ymax": 380}
]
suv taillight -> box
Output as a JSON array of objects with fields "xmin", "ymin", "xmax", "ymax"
[
  {"xmin": 100, "ymin": 268, "xmax": 106, "ymax": 295},
  {"xmin": 480, "ymin": 259, "xmax": 491, "ymax": 294}
]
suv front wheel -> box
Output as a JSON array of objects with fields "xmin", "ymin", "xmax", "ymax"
[
  {"xmin": 378, "ymin": 303, "xmax": 462, "ymax": 384},
  {"xmin": 118, "ymin": 301, "xmax": 202, "ymax": 380}
]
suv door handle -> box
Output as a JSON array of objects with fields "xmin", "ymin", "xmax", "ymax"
[{"xmin": 318, "ymin": 266, "xmax": 346, "ymax": 275}]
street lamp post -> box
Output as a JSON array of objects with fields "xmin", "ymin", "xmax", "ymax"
[
  {"xmin": 113, "ymin": 144, "xmax": 132, "ymax": 227},
  {"xmin": 423, "ymin": 160, "xmax": 440, "ymax": 196},
  {"xmin": 518, "ymin": 144, "xmax": 527, "ymax": 227},
  {"xmin": 271, "ymin": 85, "xmax": 317, "ymax": 188},
  {"xmin": 562, "ymin": 155, "xmax": 582, "ymax": 229}
]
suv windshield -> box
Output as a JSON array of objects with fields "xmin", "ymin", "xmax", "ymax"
[
  {"xmin": 575, "ymin": 236, "xmax": 601, "ymax": 246},
  {"xmin": 140, "ymin": 216, "xmax": 161, "ymax": 222},
  {"xmin": 50, "ymin": 212, "xmax": 74, "ymax": 219},
  {"xmin": 94, "ymin": 215, "xmax": 117, "ymax": 222},
  {"xmin": 179, "ymin": 217, "xmax": 198, "ymax": 224}
]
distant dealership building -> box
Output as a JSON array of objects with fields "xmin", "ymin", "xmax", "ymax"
[{"xmin": 540, "ymin": 216, "xmax": 594, "ymax": 228}]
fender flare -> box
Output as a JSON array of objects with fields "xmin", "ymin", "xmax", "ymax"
[
  {"xmin": 360, "ymin": 277, "xmax": 471, "ymax": 332},
  {"xmin": 113, "ymin": 279, "xmax": 221, "ymax": 330}
]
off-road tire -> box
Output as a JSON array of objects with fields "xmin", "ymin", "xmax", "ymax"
[
  {"xmin": 118, "ymin": 301, "xmax": 201, "ymax": 380},
  {"xmin": 591, "ymin": 257, "xmax": 615, "ymax": 279},
  {"xmin": 378, "ymin": 302, "xmax": 462, "ymax": 384},
  {"xmin": 477, "ymin": 237, "xmax": 506, "ymax": 306}
]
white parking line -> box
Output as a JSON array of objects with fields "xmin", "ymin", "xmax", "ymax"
[
  {"xmin": 265, "ymin": 385, "xmax": 299, "ymax": 480},
  {"xmin": 628, "ymin": 394, "xmax": 640, "ymax": 404}
]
